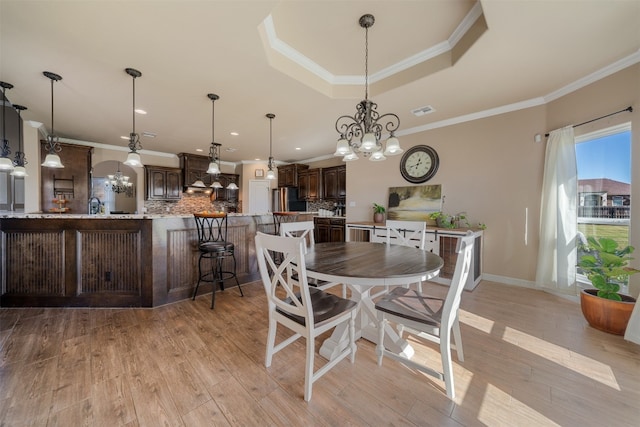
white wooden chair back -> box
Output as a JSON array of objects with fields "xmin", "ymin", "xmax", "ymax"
[
  {"xmin": 255, "ymin": 232, "xmax": 313, "ymax": 325},
  {"xmin": 441, "ymin": 231, "xmax": 476, "ymax": 331},
  {"xmin": 279, "ymin": 221, "xmax": 315, "ymax": 252},
  {"xmin": 385, "ymin": 220, "xmax": 427, "ymax": 250}
]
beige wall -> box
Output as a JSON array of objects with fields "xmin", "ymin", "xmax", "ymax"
[{"xmin": 346, "ymin": 64, "xmax": 640, "ymax": 291}]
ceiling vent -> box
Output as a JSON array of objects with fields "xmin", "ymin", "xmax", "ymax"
[
  {"xmin": 142, "ymin": 131, "xmax": 156, "ymax": 138},
  {"xmin": 411, "ymin": 105, "xmax": 435, "ymax": 117}
]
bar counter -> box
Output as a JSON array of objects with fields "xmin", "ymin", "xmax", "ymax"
[{"xmin": 0, "ymin": 213, "xmax": 313, "ymax": 307}]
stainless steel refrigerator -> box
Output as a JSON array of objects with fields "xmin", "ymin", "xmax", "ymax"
[{"xmin": 272, "ymin": 187, "xmax": 307, "ymax": 212}]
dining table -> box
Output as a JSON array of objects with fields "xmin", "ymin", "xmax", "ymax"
[{"xmin": 304, "ymin": 241, "xmax": 444, "ymax": 361}]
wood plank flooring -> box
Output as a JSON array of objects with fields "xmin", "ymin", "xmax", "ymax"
[{"xmin": 1, "ymin": 280, "xmax": 639, "ymax": 426}]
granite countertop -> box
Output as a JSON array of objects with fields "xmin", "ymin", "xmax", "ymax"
[{"xmin": 0, "ymin": 212, "xmax": 320, "ymax": 220}]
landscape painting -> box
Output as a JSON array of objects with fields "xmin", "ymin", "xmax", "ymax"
[{"xmin": 387, "ymin": 184, "xmax": 442, "ymax": 221}]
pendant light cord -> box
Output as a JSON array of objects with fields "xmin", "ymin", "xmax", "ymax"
[
  {"xmin": 364, "ymin": 24, "xmax": 369, "ymax": 101},
  {"xmin": 132, "ymin": 76, "xmax": 136, "ymax": 135},
  {"xmin": 1, "ymin": 85, "xmax": 6, "ymax": 142},
  {"xmin": 50, "ymin": 78, "xmax": 55, "ymax": 136}
]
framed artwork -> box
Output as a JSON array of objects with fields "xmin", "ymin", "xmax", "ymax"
[
  {"xmin": 255, "ymin": 168, "xmax": 264, "ymax": 178},
  {"xmin": 387, "ymin": 184, "xmax": 442, "ymax": 221}
]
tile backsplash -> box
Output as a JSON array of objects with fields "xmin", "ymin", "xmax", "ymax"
[{"xmin": 144, "ymin": 194, "xmax": 238, "ymax": 215}]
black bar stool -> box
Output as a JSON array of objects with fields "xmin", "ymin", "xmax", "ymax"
[
  {"xmin": 193, "ymin": 213, "xmax": 243, "ymax": 309},
  {"xmin": 272, "ymin": 211, "xmax": 300, "ymax": 235}
]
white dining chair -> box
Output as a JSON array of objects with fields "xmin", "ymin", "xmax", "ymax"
[
  {"xmin": 255, "ymin": 232, "xmax": 357, "ymax": 401},
  {"xmin": 374, "ymin": 230, "xmax": 477, "ymax": 400},
  {"xmin": 385, "ymin": 220, "xmax": 427, "ymax": 291},
  {"xmin": 279, "ymin": 221, "xmax": 346, "ymax": 297}
]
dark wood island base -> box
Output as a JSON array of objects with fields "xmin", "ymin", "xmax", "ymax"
[{"xmin": 0, "ymin": 214, "xmax": 307, "ymax": 308}]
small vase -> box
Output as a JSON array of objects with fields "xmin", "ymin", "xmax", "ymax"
[{"xmin": 373, "ymin": 213, "xmax": 385, "ymax": 223}]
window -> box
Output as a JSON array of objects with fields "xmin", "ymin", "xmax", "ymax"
[{"xmin": 576, "ymin": 123, "xmax": 632, "ymax": 283}]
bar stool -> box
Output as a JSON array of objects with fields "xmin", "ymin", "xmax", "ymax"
[
  {"xmin": 272, "ymin": 212, "xmax": 300, "ymax": 265},
  {"xmin": 193, "ymin": 212, "xmax": 243, "ymax": 309},
  {"xmin": 272, "ymin": 211, "xmax": 300, "ymax": 235}
]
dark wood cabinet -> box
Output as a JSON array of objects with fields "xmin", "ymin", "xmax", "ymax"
[
  {"xmin": 278, "ymin": 164, "xmax": 308, "ymax": 187},
  {"xmin": 322, "ymin": 165, "xmax": 346, "ymax": 200},
  {"xmin": 298, "ymin": 168, "xmax": 320, "ymax": 201},
  {"xmin": 178, "ymin": 153, "xmax": 239, "ymax": 201},
  {"xmin": 40, "ymin": 142, "xmax": 92, "ymax": 214},
  {"xmin": 211, "ymin": 173, "xmax": 239, "ymax": 202},
  {"xmin": 179, "ymin": 153, "xmax": 210, "ymax": 188},
  {"xmin": 314, "ymin": 217, "xmax": 345, "ymax": 243},
  {"xmin": 145, "ymin": 166, "xmax": 182, "ymax": 200}
]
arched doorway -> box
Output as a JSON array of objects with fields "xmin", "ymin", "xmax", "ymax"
[{"xmin": 92, "ymin": 160, "xmax": 138, "ymax": 214}]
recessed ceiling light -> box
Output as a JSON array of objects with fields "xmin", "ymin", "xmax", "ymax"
[
  {"xmin": 225, "ymin": 147, "xmax": 237, "ymax": 152},
  {"xmin": 196, "ymin": 148, "xmax": 204, "ymax": 152},
  {"xmin": 295, "ymin": 147, "xmax": 301, "ymax": 150},
  {"xmin": 230, "ymin": 131, "xmax": 239, "ymax": 136},
  {"xmin": 135, "ymin": 109, "xmax": 147, "ymax": 115},
  {"xmin": 255, "ymin": 158, "xmax": 261, "ymax": 161}
]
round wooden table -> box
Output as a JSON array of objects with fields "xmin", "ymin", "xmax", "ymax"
[{"xmin": 304, "ymin": 242, "xmax": 444, "ymax": 360}]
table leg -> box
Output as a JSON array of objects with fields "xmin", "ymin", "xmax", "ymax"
[{"xmin": 319, "ymin": 284, "xmax": 415, "ymax": 361}]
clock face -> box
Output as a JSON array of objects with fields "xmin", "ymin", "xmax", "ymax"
[{"xmin": 399, "ymin": 145, "xmax": 439, "ymax": 183}]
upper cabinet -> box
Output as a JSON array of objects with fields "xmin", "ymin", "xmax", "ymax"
[
  {"xmin": 322, "ymin": 165, "xmax": 346, "ymax": 200},
  {"xmin": 179, "ymin": 153, "xmax": 210, "ymax": 188},
  {"xmin": 277, "ymin": 163, "xmax": 308, "ymax": 187},
  {"xmin": 145, "ymin": 166, "xmax": 182, "ymax": 200},
  {"xmin": 40, "ymin": 142, "xmax": 92, "ymax": 213},
  {"xmin": 298, "ymin": 168, "xmax": 321, "ymax": 201}
]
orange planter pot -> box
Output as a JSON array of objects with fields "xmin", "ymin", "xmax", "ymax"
[{"xmin": 580, "ymin": 289, "xmax": 636, "ymax": 335}]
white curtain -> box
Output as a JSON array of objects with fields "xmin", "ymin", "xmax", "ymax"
[{"xmin": 535, "ymin": 126, "xmax": 577, "ymax": 293}]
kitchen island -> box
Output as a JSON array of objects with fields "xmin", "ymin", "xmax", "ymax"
[{"xmin": 0, "ymin": 213, "xmax": 313, "ymax": 307}]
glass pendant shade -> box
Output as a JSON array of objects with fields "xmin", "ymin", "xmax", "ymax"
[
  {"xmin": 42, "ymin": 153, "xmax": 64, "ymax": 168},
  {"xmin": 10, "ymin": 165, "xmax": 27, "ymax": 177},
  {"xmin": 124, "ymin": 151, "xmax": 142, "ymax": 167},
  {"xmin": 206, "ymin": 161, "xmax": 220, "ymax": 174},
  {"xmin": 0, "ymin": 157, "xmax": 14, "ymax": 170},
  {"xmin": 210, "ymin": 181, "xmax": 223, "ymax": 189},
  {"xmin": 334, "ymin": 137, "xmax": 350, "ymax": 156},
  {"xmin": 226, "ymin": 182, "xmax": 239, "ymax": 190},
  {"xmin": 360, "ymin": 133, "xmax": 377, "ymax": 152},
  {"xmin": 383, "ymin": 135, "xmax": 403, "ymax": 155},
  {"xmin": 265, "ymin": 168, "xmax": 276, "ymax": 180},
  {"xmin": 192, "ymin": 179, "xmax": 206, "ymax": 188},
  {"xmin": 369, "ymin": 150, "xmax": 386, "ymax": 162},
  {"xmin": 342, "ymin": 151, "xmax": 359, "ymax": 162}
]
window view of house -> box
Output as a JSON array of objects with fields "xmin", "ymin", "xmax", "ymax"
[{"xmin": 576, "ymin": 124, "xmax": 631, "ymax": 254}]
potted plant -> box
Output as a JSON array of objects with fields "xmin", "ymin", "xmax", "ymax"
[
  {"xmin": 373, "ymin": 203, "xmax": 385, "ymax": 223},
  {"xmin": 577, "ymin": 236, "xmax": 638, "ymax": 335}
]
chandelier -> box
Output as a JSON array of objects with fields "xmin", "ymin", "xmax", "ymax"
[
  {"xmin": 0, "ymin": 81, "xmax": 14, "ymax": 170},
  {"xmin": 334, "ymin": 14, "xmax": 402, "ymax": 162},
  {"xmin": 41, "ymin": 71, "xmax": 65, "ymax": 168},
  {"xmin": 265, "ymin": 113, "xmax": 276, "ymax": 179},
  {"xmin": 11, "ymin": 104, "xmax": 28, "ymax": 177},
  {"xmin": 106, "ymin": 162, "xmax": 132, "ymax": 194},
  {"xmin": 123, "ymin": 68, "xmax": 144, "ymax": 167}
]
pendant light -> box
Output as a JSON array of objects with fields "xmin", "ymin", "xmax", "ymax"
[
  {"xmin": 0, "ymin": 81, "xmax": 15, "ymax": 170},
  {"xmin": 265, "ymin": 113, "xmax": 276, "ymax": 179},
  {"xmin": 206, "ymin": 93, "xmax": 221, "ymax": 175},
  {"xmin": 11, "ymin": 104, "xmax": 28, "ymax": 177},
  {"xmin": 123, "ymin": 68, "xmax": 143, "ymax": 167},
  {"xmin": 41, "ymin": 71, "xmax": 64, "ymax": 168},
  {"xmin": 334, "ymin": 14, "xmax": 402, "ymax": 162}
]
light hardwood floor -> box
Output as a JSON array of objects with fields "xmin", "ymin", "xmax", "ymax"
[{"xmin": 1, "ymin": 280, "xmax": 639, "ymax": 426}]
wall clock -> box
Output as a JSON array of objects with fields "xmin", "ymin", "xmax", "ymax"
[{"xmin": 399, "ymin": 145, "xmax": 439, "ymax": 183}]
